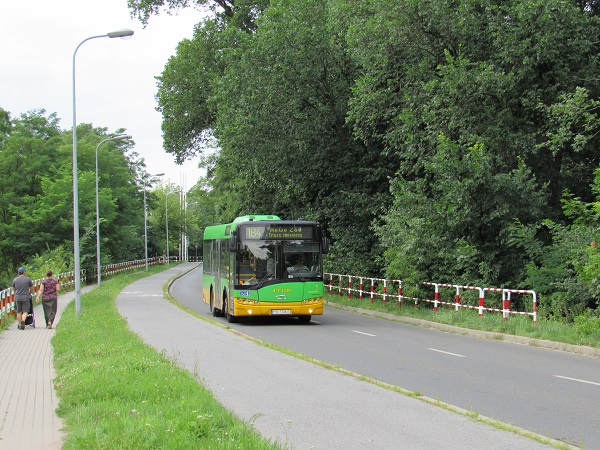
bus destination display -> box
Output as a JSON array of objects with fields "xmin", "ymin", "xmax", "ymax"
[{"xmin": 243, "ymin": 225, "xmax": 314, "ymax": 240}]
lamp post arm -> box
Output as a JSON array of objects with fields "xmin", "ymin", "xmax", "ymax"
[{"xmin": 72, "ymin": 35, "xmax": 108, "ymax": 139}]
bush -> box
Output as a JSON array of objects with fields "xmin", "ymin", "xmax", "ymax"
[
  {"xmin": 25, "ymin": 244, "xmax": 72, "ymax": 281},
  {"xmin": 574, "ymin": 308, "xmax": 600, "ymax": 335}
]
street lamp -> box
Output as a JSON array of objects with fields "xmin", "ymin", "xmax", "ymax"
[
  {"xmin": 95, "ymin": 134, "xmax": 128, "ymax": 286},
  {"xmin": 165, "ymin": 189, "xmax": 181, "ymax": 264},
  {"xmin": 184, "ymin": 201, "xmax": 199, "ymax": 261},
  {"xmin": 143, "ymin": 173, "xmax": 164, "ymax": 271},
  {"xmin": 72, "ymin": 28, "xmax": 134, "ymax": 317}
]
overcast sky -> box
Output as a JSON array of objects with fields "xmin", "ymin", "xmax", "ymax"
[{"xmin": 1, "ymin": 0, "xmax": 208, "ymax": 190}]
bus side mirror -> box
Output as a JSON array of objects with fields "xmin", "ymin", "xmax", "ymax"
[
  {"xmin": 229, "ymin": 233, "xmax": 238, "ymax": 252},
  {"xmin": 322, "ymin": 236, "xmax": 329, "ymax": 254}
]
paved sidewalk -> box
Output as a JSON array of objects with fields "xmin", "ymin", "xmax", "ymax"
[{"xmin": 0, "ymin": 286, "xmax": 92, "ymax": 450}]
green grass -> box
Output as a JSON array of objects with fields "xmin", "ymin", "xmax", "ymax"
[
  {"xmin": 325, "ymin": 292, "xmax": 600, "ymax": 349},
  {"xmin": 52, "ymin": 266, "xmax": 282, "ymax": 450}
]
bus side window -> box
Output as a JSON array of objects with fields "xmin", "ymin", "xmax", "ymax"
[
  {"xmin": 203, "ymin": 241, "xmax": 212, "ymax": 274},
  {"xmin": 220, "ymin": 239, "xmax": 229, "ymax": 275}
]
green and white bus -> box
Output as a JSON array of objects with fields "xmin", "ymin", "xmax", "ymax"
[{"xmin": 202, "ymin": 215, "xmax": 329, "ymax": 323}]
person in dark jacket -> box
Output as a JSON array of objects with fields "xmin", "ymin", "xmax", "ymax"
[{"xmin": 13, "ymin": 267, "xmax": 33, "ymax": 330}]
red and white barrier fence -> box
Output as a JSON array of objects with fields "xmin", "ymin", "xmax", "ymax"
[
  {"xmin": 325, "ymin": 273, "xmax": 538, "ymax": 325},
  {"xmin": 327, "ymin": 273, "xmax": 403, "ymax": 305},
  {"xmin": 0, "ymin": 256, "xmax": 177, "ymax": 326},
  {"xmin": 421, "ymin": 282, "xmax": 538, "ymax": 324},
  {"xmin": 0, "ymin": 269, "xmax": 85, "ymax": 327}
]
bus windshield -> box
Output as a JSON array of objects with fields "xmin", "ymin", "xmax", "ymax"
[{"xmin": 235, "ymin": 240, "xmax": 322, "ymax": 286}]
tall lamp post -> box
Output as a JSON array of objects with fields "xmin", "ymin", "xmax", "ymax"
[
  {"xmin": 165, "ymin": 189, "xmax": 181, "ymax": 264},
  {"xmin": 95, "ymin": 134, "xmax": 127, "ymax": 286},
  {"xmin": 184, "ymin": 201, "xmax": 199, "ymax": 261},
  {"xmin": 72, "ymin": 29, "xmax": 134, "ymax": 317},
  {"xmin": 143, "ymin": 173, "xmax": 164, "ymax": 271}
]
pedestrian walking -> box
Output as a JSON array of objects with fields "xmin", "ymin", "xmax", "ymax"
[
  {"xmin": 36, "ymin": 269, "xmax": 60, "ymax": 329},
  {"xmin": 12, "ymin": 267, "xmax": 33, "ymax": 330}
]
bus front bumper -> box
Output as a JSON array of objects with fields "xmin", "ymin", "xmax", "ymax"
[{"xmin": 232, "ymin": 299, "xmax": 323, "ymax": 317}]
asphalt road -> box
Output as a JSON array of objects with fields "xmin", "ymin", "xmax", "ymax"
[
  {"xmin": 171, "ymin": 264, "xmax": 600, "ymax": 449},
  {"xmin": 118, "ymin": 263, "xmax": 558, "ymax": 449}
]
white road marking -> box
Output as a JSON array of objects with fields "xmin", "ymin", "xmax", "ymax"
[
  {"xmin": 121, "ymin": 291, "xmax": 164, "ymax": 297},
  {"xmin": 554, "ymin": 375, "xmax": 600, "ymax": 387},
  {"xmin": 352, "ymin": 330, "xmax": 376, "ymax": 337},
  {"xmin": 427, "ymin": 348, "xmax": 466, "ymax": 358}
]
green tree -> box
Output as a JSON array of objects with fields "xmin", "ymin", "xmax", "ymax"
[
  {"xmin": 184, "ymin": 178, "xmax": 220, "ymax": 258},
  {"xmin": 80, "ymin": 128, "xmax": 144, "ymax": 265},
  {"xmin": 36, "ymin": 124, "xmax": 146, "ymax": 270},
  {"xmin": 0, "ymin": 108, "xmax": 11, "ymax": 147},
  {"xmin": 0, "ymin": 109, "xmax": 64, "ymax": 283},
  {"xmin": 128, "ymin": 0, "xmax": 268, "ymax": 30},
  {"xmin": 154, "ymin": 0, "xmax": 270, "ymax": 163},
  {"xmin": 25, "ymin": 244, "xmax": 73, "ymax": 282},
  {"xmin": 0, "ymin": 108, "xmax": 153, "ymax": 284},
  {"xmin": 156, "ymin": 20, "xmax": 222, "ymax": 163},
  {"xmin": 141, "ymin": 0, "xmax": 600, "ymax": 302},
  {"xmin": 342, "ymin": 0, "xmax": 600, "ymax": 285},
  {"xmin": 191, "ymin": 0, "xmax": 397, "ymax": 274},
  {"xmin": 509, "ymin": 180, "xmax": 600, "ymax": 320},
  {"xmin": 148, "ymin": 184, "xmax": 184, "ymax": 260}
]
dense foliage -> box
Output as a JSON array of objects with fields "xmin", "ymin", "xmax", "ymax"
[
  {"xmin": 4, "ymin": 1, "xmax": 597, "ymax": 321},
  {"xmin": 0, "ymin": 109, "xmax": 184, "ymax": 288},
  {"xmin": 144, "ymin": 0, "xmax": 600, "ymax": 320}
]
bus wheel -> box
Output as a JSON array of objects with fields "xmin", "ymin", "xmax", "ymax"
[
  {"xmin": 298, "ymin": 315, "xmax": 312, "ymax": 324},
  {"xmin": 225, "ymin": 296, "xmax": 238, "ymax": 323},
  {"xmin": 210, "ymin": 290, "xmax": 216, "ymax": 316},
  {"xmin": 210, "ymin": 290, "xmax": 222, "ymax": 317}
]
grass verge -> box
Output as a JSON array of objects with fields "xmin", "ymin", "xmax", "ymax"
[{"xmin": 52, "ymin": 266, "xmax": 282, "ymax": 450}]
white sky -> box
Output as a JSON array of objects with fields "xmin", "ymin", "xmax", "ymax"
[{"xmin": 0, "ymin": 0, "xmax": 209, "ymax": 190}]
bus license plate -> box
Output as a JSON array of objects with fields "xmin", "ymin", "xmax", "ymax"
[{"xmin": 271, "ymin": 309, "xmax": 291, "ymax": 315}]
